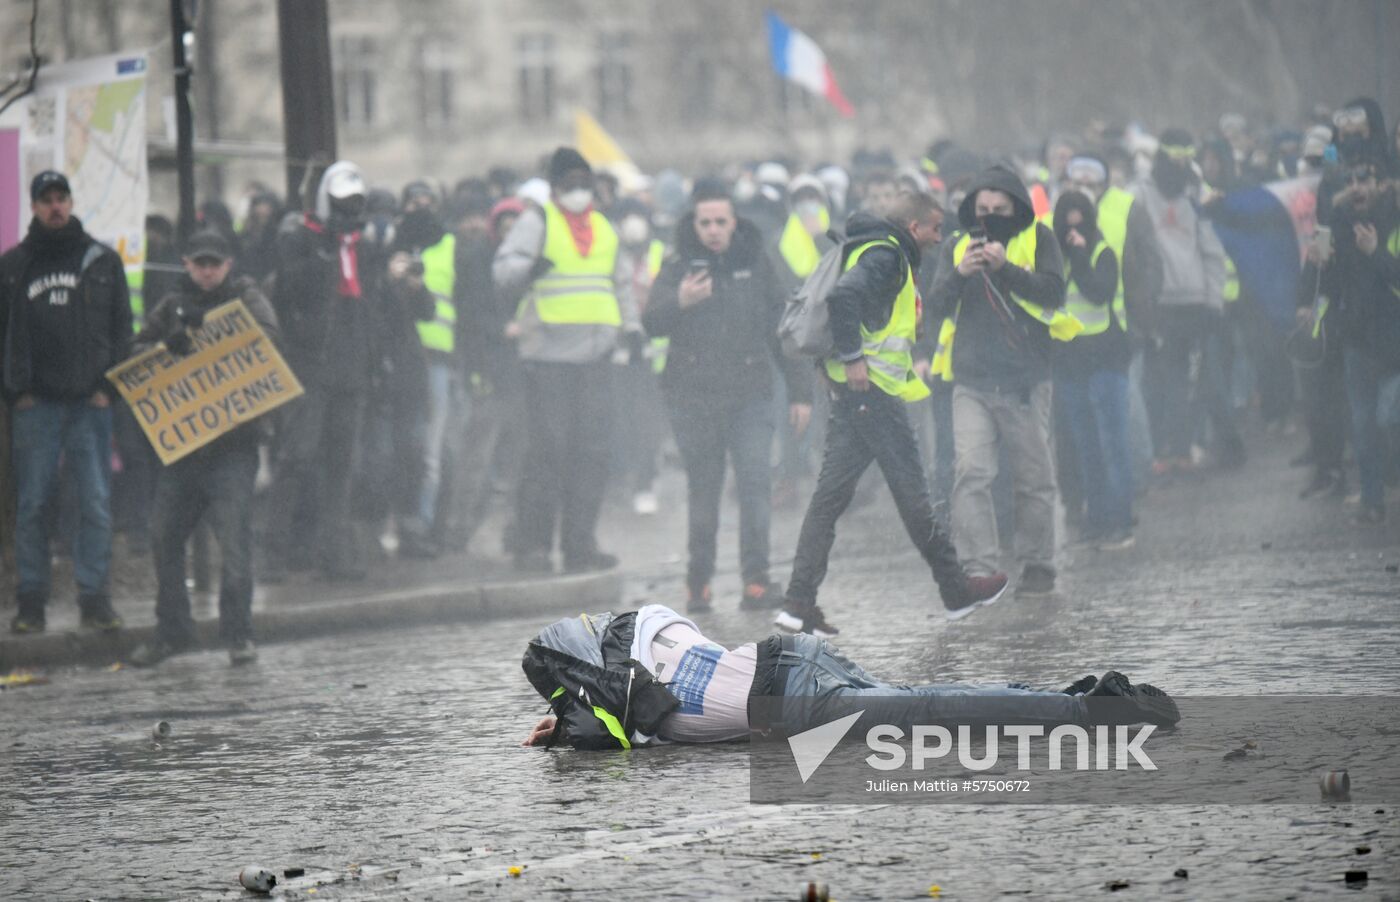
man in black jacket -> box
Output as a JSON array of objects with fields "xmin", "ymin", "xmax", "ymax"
[
  {"xmin": 776, "ymin": 192, "xmax": 1009, "ymax": 638},
  {"xmin": 645, "ymin": 179, "xmax": 812, "ymax": 611},
  {"xmin": 127, "ymin": 230, "xmax": 280, "ymax": 666},
  {"xmin": 0, "ymin": 171, "xmax": 131, "ymax": 633},
  {"xmin": 264, "ymin": 161, "xmax": 391, "ymax": 580}
]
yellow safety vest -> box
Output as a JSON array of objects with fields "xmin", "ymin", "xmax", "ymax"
[
  {"xmin": 1388, "ymin": 227, "xmax": 1400, "ymax": 300},
  {"xmin": 529, "ymin": 202, "xmax": 621, "ymax": 326},
  {"xmin": 1222, "ymin": 256, "xmax": 1240, "ymax": 304},
  {"xmin": 126, "ymin": 267, "xmax": 144, "ymax": 333},
  {"xmin": 1064, "ymin": 241, "xmax": 1120, "ymax": 336},
  {"xmin": 930, "ymin": 225, "xmax": 1082, "ymax": 382},
  {"xmin": 1096, "ymin": 187, "xmax": 1134, "ymax": 328},
  {"xmin": 418, "ymin": 234, "xmax": 457, "ymax": 354},
  {"xmin": 645, "ymin": 239, "xmax": 669, "ymax": 374},
  {"xmin": 779, "ymin": 209, "xmax": 829, "ymax": 280},
  {"xmin": 824, "ymin": 237, "xmax": 930, "ymax": 402}
]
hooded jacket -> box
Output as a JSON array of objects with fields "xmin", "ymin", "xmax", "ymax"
[
  {"xmin": 928, "ymin": 166, "xmax": 1066, "ymax": 393},
  {"xmin": 270, "ymin": 164, "xmax": 384, "ymax": 391},
  {"xmin": 0, "ymin": 216, "xmax": 132, "ymax": 402},
  {"xmin": 1131, "ymin": 175, "xmax": 1227, "ymax": 313},
  {"xmin": 825, "ymin": 211, "xmax": 924, "ymax": 366},
  {"xmin": 1052, "ymin": 192, "xmax": 1125, "ymax": 375},
  {"xmin": 644, "ymin": 215, "xmax": 811, "ymax": 407},
  {"xmin": 522, "ymin": 606, "xmax": 684, "ymax": 750}
]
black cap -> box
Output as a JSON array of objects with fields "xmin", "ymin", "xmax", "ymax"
[
  {"xmin": 689, "ymin": 176, "xmax": 732, "ymax": 205},
  {"xmin": 183, "ymin": 229, "xmax": 232, "ymax": 263},
  {"xmin": 401, "ymin": 179, "xmax": 437, "ymax": 207},
  {"xmin": 548, "ymin": 147, "xmax": 592, "ymax": 186},
  {"xmin": 30, "ymin": 170, "xmax": 70, "ymax": 202}
]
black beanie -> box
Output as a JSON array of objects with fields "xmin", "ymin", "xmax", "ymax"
[
  {"xmin": 690, "ymin": 176, "xmax": 732, "ymax": 205},
  {"xmin": 548, "ymin": 147, "xmax": 592, "ymax": 186}
]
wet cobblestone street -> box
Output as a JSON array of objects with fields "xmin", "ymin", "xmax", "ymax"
[{"xmin": 3, "ymin": 435, "xmax": 1397, "ymax": 900}]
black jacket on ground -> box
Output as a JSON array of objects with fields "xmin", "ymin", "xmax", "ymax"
[
  {"xmin": 0, "ymin": 217, "xmax": 132, "ymax": 403},
  {"xmin": 929, "ymin": 166, "xmax": 1066, "ymax": 394},
  {"xmin": 645, "ymin": 216, "xmax": 811, "ymax": 407},
  {"xmin": 135, "ymin": 274, "xmax": 282, "ymax": 455},
  {"xmin": 826, "ymin": 212, "xmax": 923, "ymax": 365}
]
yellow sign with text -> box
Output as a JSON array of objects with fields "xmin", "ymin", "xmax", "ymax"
[{"xmin": 105, "ymin": 300, "xmax": 303, "ymax": 465}]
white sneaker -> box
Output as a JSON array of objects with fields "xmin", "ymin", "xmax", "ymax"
[{"xmin": 632, "ymin": 491, "xmax": 659, "ymax": 515}]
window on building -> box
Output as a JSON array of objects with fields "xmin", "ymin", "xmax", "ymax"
[
  {"xmin": 335, "ymin": 34, "xmax": 378, "ymax": 127},
  {"xmin": 595, "ymin": 31, "xmax": 634, "ymax": 120},
  {"xmin": 675, "ymin": 33, "xmax": 712, "ymax": 121},
  {"xmin": 517, "ymin": 33, "xmax": 555, "ymax": 122},
  {"xmin": 417, "ymin": 37, "xmax": 457, "ymax": 129}
]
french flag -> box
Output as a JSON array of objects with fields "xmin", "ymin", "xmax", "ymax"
[{"xmin": 765, "ymin": 11, "xmax": 854, "ymax": 118}]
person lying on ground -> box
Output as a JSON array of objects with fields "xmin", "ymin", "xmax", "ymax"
[{"xmin": 521, "ymin": 605, "xmax": 1179, "ymax": 749}]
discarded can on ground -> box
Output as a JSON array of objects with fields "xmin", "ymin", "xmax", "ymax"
[
  {"xmin": 1320, "ymin": 770, "xmax": 1351, "ymax": 801},
  {"xmin": 799, "ymin": 882, "xmax": 829, "ymax": 902},
  {"xmin": 152, "ymin": 721, "xmax": 171, "ymax": 741},
  {"xmin": 238, "ymin": 866, "xmax": 277, "ymax": 893}
]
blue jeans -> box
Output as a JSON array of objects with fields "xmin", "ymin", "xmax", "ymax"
[
  {"xmin": 774, "ymin": 634, "xmax": 1088, "ymax": 730},
  {"xmin": 668, "ymin": 396, "xmax": 774, "ymax": 588},
  {"xmin": 1058, "ymin": 369, "xmax": 1133, "ymax": 536},
  {"xmin": 1343, "ymin": 347, "xmax": 1400, "ymax": 513},
  {"xmin": 11, "ymin": 399, "xmax": 113, "ymax": 607}
]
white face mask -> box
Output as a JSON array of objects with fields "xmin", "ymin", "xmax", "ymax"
[
  {"xmin": 558, "ymin": 189, "xmax": 593, "ymax": 214},
  {"xmin": 795, "ymin": 200, "xmax": 826, "ymax": 226},
  {"xmin": 620, "ymin": 215, "xmax": 650, "ymax": 245}
]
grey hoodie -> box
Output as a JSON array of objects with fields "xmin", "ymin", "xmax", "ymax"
[{"xmin": 1131, "ymin": 179, "xmax": 1226, "ymax": 312}]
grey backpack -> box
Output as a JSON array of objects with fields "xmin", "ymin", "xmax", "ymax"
[{"xmin": 777, "ymin": 236, "xmax": 847, "ymax": 359}]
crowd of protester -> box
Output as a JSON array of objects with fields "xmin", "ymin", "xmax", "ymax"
[{"xmin": 4, "ymin": 95, "xmax": 1397, "ymax": 662}]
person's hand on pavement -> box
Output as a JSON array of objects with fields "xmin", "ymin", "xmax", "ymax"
[{"xmin": 523, "ymin": 715, "xmax": 557, "ymax": 747}]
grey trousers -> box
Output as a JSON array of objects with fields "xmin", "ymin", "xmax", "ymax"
[{"xmin": 951, "ymin": 382, "xmax": 1057, "ymax": 576}]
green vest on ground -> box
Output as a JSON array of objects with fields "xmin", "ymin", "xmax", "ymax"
[
  {"xmin": 529, "ymin": 202, "xmax": 621, "ymax": 326},
  {"xmin": 126, "ymin": 266, "xmax": 144, "ymax": 333},
  {"xmin": 1065, "ymin": 240, "xmax": 1120, "ymax": 335},
  {"xmin": 418, "ymin": 234, "xmax": 457, "ymax": 354},
  {"xmin": 779, "ymin": 208, "xmax": 829, "ymax": 280},
  {"xmin": 824, "ymin": 236, "xmax": 930, "ymax": 402},
  {"xmin": 931, "ymin": 225, "xmax": 1082, "ymax": 382}
]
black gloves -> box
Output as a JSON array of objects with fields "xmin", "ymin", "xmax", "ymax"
[{"xmin": 165, "ymin": 305, "xmax": 204, "ymax": 357}]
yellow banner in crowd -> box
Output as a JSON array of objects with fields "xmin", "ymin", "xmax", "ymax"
[{"xmin": 105, "ymin": 300, "xmax": 303, "ymax": 465}]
